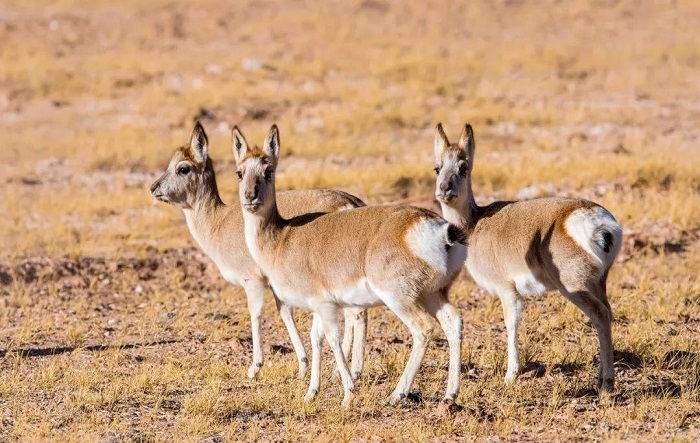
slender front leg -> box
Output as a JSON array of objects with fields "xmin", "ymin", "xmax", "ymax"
[
  {"xmin": 498, "ymin": 286, "xmax": 524, "ymax": 385},
  {"xmin": 275, "ymin": 296, "xmax": 308, "ymax": 379},
  {"xmin": 241, "ymin": 278, "xmax": 267, "ymax": 379},
  {"xmin": 304, "ymin": 314, "xmax": 324, "ymax": 402}
]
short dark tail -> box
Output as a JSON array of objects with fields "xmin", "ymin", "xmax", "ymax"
[
  {"xmin": 447, "ymin": 224, "xmax": 467, "ymax": 246},
  {"xmin": 600, "ymin": 230, "xmax": 614, "ymax": 253},
  {"xmin": 337, "ymin": 190, "xmax": 366, "ymax": 208}
]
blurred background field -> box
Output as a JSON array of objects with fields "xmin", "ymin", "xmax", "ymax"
[{"xmin": 0, "ymin": 1, "xmax": 699, "ymax": 441}]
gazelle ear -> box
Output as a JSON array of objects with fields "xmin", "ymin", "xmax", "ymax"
[
  {"xmin": 189, "ymin": 121, "xmax": 208, "ymax": 163},
  {"xmin": 434, "ymin": 123, "xmax": 449, "ymax": 160},
  {"xmin": 458, "ymin": 123, "xmax": 475, "ymax": 160},
  {"xmin": 263, "ymin": 124, "xmax": 280, "ymax": 166},
  {"xmin": 231, "ymin": 126, "xmax": 249, "ymax": 165}
]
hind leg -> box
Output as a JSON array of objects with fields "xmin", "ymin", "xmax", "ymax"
[
  {"xmin": 317, "ymin": 304, "xmax": 355, "ymax": 407},
  {"xmin": 380, "ymin": 299, "xmax": 430, "ymax": 405},
  {"xmin": 338, "ymin": 307, "xmax": 366, "ymax": 381},
  {"xmin": 558, "ymin": 279, "xmax": 614, "ymax": 392},
  {"xmin": 496, "ymin": 286, "xmax": 524, "ymax": 385},
  {"xmin": 426, "ymin": 292, "xmax": 463, "ymax": 401}
]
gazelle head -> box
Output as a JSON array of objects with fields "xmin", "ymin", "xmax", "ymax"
[
  {"xmin": 232, "ymin": 125, "xmax": 279, "ymax": 215},
  {"xmin": 150, "ymin": 121, "xmax": 214, "ymax": 209},
  {"xmin": 433, "ymin": 123, "xmax": 475, "ymax": 207}
]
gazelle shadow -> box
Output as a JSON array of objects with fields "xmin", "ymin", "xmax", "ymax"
[{"xmin": 0, "ymin": 339, "xmax": 179, "ymax": 358}]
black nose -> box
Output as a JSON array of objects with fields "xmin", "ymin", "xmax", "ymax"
[
  {"xmin": 439, "ymin": 181, "xmax": 452, "ymax": 192},
  {"xmin": 150, "ymin": 181, "xmax": 160, "ymax": 194},
  {"xmin": 244, "ymin": 184, "xmax": 259, "ymax": 201}
]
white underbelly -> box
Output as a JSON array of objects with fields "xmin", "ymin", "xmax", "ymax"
[
  {"xmin": 467, "ymin": 262, "xmax": 552, "ymax": 297},
  {"xmin": 331, "ymin": 279, "xmax": 383, "ymax": 308},
  {"xmin": 267, "ymin": 280, "xmax": 313, "ymax": 310},
  {"xmin": 268, "ymin": 278, "xmax": 382, "ymax": 310}
]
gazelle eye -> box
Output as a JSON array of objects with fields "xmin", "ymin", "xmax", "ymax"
[
  {"xmin": 458, "ymin": 164, "xmax": 468, "ymax": 177},
  {"xmin": 264, "ymin": 168, "xmax": 273, "ymax": 181},
  {"xmin": 177, "ymin": 164, "xmax": 191, "ymax": 175},
  {"xmin": 434, "ymin": 166, "xmax": 440, "ymax": 175},
  {"xmin": 236, "ymin": 170, "xmax": 243, "ymax": 181}
]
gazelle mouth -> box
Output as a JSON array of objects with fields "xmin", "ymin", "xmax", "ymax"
[
  {"xmin": 243, "ymin": 203, "xmax": 262, "ymax": 212},
  {"xmin": 152, "ymin": 193, "xmax": 170, "ymax": 203},
  {"xmin": 436, "ymin": 193, "xmax": 456, "ymax": 203}
]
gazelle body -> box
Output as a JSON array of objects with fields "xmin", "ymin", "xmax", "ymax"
[
  {"xmin": 433, "ymin": 123, "xmax": 622, "ymax": 392},
  {"xmin": 233, "ymin": 125, "xmax": 466, "ymax": 407},
  {"xmin": 150, "ymin": 122, "xmax": 367, "ymax": 380}
]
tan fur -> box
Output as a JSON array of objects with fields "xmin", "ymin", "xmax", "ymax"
[
  {"xmin": 151, "ymin": 122, "xmax": 367, "ymax": 380},
  {"xmin": 434, "ymin": 123, "xmax": 622, "ymax": 392},
  {"xmin": 234, "ymin": 125, "xmax": 466, "ymax": 407}
]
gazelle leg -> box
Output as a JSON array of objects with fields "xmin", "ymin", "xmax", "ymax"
[
  {"xmin": 381, "ymin": 300, "xmax": 429, "ymax": 405},
  {"xmin": 304, "ymin": 314, "xmax": 324, "ymax": 402},
  {"xmin": 350, "ymin": 308, "xmax": 367, "ymax": 380},
  {"xmin": 558, "ymin": 280, "xmax": 614, "ymax": 393},
  {"xmin": 426, "ymin": 293, "xmax": 463, "ymax": 401},
  {"xmin": 497, "ymin": 286, "xmax": 524, "ymax": 385},
  {"xmin": 241, "ymin": 278, "xmax": 267, "ymax": 380},
  {"xmin": 341, "ymin": 307, "xmax": 367, "ymax": 380},
  {"xmin": 275, "ymin": 295, "xmax": 308, "ymax": 379},
  {"xmin": 318, "ymin": 305, "xmax": 355, "ymax": 408},
  {"xmin": 341, "ymin": 308, "xmax": 354, "ymax": 365}
]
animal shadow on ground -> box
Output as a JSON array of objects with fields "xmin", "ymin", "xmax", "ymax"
[{"xmin": 0, "ymin": 339, "xmax": 179, "ymax": 358}]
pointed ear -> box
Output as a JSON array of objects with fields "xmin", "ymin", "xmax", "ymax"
[
  {"xmin": 231, "ymin": 126, "xmax": 250, "ymax": 165},
  {"xmin": 189, "ymin": 121, "xmax": 208, "ymax": 164},
  {"xmin": 434, "ymin": 123, "xmax": 449, "ymax": 160},
  {"xmin": 263, "ymin": 124, "xmax": 280, "ymax": 165},
  {"xmin": 458, "ymin": 123, "xmax": 475, "ymax": 160}
]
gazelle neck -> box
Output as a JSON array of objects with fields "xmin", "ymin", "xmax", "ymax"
[
  {"xmin": 242, "ymin": 180, "xmax": 285, "ymax": 264},
  {"xmin": 184, "ymin": 166, "xmax": 225, "ymax": 243},
  {"xmin": 440, "ymin": 186, "xmax": 480, "ymax": 233}
]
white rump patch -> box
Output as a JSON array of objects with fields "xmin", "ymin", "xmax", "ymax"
[
  {"xmin": 565, "ymin": 207, "xmax": 622, "ymax": 268},
  {"xmin": 405, "ymin": 219, "xmax": 464, "ymax": 277}
]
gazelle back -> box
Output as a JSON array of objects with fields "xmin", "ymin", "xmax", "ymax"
[
  {"xmin": 433, "ymin": 123, "xmax": 622, "ymax": 392},
  {"xmin": 150, "ymin": 122, "xmax": 367, "ymax": 380},
  {"xmin": 233, "ymin": 125, "xmax": 466, "ymax": 407}
]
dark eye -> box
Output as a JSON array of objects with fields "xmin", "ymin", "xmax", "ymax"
[
  {"xmin": 177, "ymin": 164, "xmax": 191, "ymax": 175},
  {"xmin": 433, "ymin": 166, "xmax": 440, "ymax": 175},
  {"xmin": 236, "ymin": 170, "xmax": 243, "ymax": 181},
  {"xmin": 459, "ymin": 164, "xmax": 468, "ymax": 177},
  {"xmin": 264, "ymin": 169, "xmax": 273, "ymax": 181}
]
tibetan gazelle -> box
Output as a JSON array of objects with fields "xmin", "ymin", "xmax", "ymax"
[
  {"xmin": 150, "ymin": 121, "xmax": 367, "ymax": 381},
  {"xmin": 433, "ymin": 123, "xmax": 623, "ymax": 392},
  {"xmin": 233, "ymin": 125, "xmax": 466, "ymax": 407}
]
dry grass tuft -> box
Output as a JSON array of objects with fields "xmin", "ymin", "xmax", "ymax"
[{"xmin": 1, "ymin": 0, "xmax": 699, "ymax": 441}]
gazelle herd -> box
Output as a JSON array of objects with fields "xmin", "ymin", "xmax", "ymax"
[{"xmin": 151, "ymin": 121, "xmax": 622, "ymax": 407}]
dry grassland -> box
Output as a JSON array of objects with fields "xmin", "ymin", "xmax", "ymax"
[{"xmin": 0, "ymin": 0, "xmax": 699, "ymax": 441}]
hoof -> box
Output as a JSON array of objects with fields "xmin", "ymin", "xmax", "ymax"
[
  {"xmin": 352, "ymin": 371, "xmax": 361, "ymax": 381},
  {"xmin": 386, "ymin": 392, "xmax": 406, "ymax": 406},
  {"xmin": 504, "ymin": 372, "xmax": 518, "ymax": 385},
  {"xmin": 247, "ymin": 363, "xmax": 261, "ymax": 380},
  {"xmin": 341, "ymin": 393, "xmax": 354, "ymax": 409},
  {"xmin": 304, "ymin": 389, "xmax": 318, "ymax": 403},
  {"xmin": 598, "ymin": 377, "xmax": 615, "ymax": 393},
  {"xmin": 298, "ymin": 358, "xmax": 308, "ymax": 379}
]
